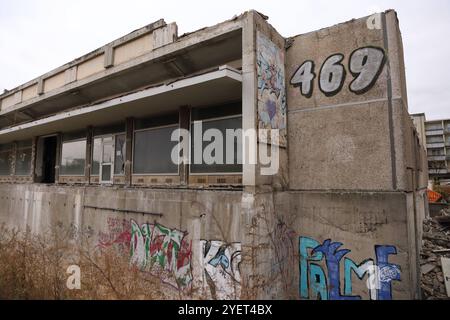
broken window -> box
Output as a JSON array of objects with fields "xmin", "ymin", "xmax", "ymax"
[
  {"xmin": 15, "ymin": 140, "xmax": 32, "ymax": 176},
  {"xmin": 91, "ymin": 123, "xmax": 126, "ymax": 177},
  {"xmin": 60, "ymin": 131, "xmax": 86, "ymax": 176},
  {"xmin": 114, "ymin": 134, "xmax": 126, "ymax": 175}
]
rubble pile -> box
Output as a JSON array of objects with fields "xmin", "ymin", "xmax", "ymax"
[{"xmin": 420, "ymin": 208, "xmax": 450, "ymax": 300}]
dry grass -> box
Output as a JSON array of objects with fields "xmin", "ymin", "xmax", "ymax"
[{"xmin": 0, "ymin": 223, "xmax": 181, "ymax": 300}]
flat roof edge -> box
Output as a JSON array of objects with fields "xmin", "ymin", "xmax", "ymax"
[
  {"xmin": 1, "ymin": 11, "xmax": 253, "ymax": 101},
  {"xmin": 0, "ymin": 19, "xmax": 168, "ymax": 99}
]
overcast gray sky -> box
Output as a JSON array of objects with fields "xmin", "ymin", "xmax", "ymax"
[{"xmin": 0, "ymin": 0, "xmax": 449, "ymax": 120}]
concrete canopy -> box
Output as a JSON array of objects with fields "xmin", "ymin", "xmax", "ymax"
[{"xmin": 0, "ymin": 66, "xmax": 242, "ymax": 143}]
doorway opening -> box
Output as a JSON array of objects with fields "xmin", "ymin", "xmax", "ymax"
[{"xmin": 36, "ymin": 136, "xmax": 57, "ymax": 183}]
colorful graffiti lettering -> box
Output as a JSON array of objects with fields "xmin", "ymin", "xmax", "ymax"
[
  {"xmin": 97, "ymin": 218, "xmax": 131, "ymax": 253},
  {"xmin": 98, "ymin": 218, "xmax": 243, "ymax": 296},
  {"xmin": 130, "ymin": 220, "xmax": 193, "ymax": 289},
  {"xmin": 299, "ymin": 237, "xmax": 401, "ymax": 300},
  {"xmin": 200, "ymin": 240, "xmax": 241, "ymax": 300},
  {"xmin": 257, "ymin": 31, "xmax": 287, "ymax": 145}
]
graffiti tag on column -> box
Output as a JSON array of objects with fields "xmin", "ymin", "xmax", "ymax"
[
  {"xmin": 200, "ymin": 240, "xmax": 241, "ymax": 300},
  {"xmin": 272, "ymin": 221, "xmax": 296, "ymax": 282},
  {"xmin": 299, "ymin": 237, "xmax": 401, "ymax": 300},
  {"xmin": 290, "ymin": 46, "xmax": 386, "ymax": 97}
]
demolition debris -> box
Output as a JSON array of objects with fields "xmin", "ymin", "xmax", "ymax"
[{"xmin": 421, "ymin": 207, "xmax": 450, "ymax": 300}]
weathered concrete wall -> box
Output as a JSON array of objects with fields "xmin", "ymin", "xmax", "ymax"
[
  {"xmin": 0, "ymin": 183, "xmax": 244, "ymax": 299},
  {"xmin": 278, "ymin": 191, "xmax": 412, "ymax": 300},
  {"xmin": 288, "ymin": 12, "xmax": 398, "ymax": 191},
  {"xmin": 264, "ymin": 10, "xmax": 425, "ymax": 300},
  {"xmin": 232, "ymin": 10, "xmax": 425, "ymax": 300}
]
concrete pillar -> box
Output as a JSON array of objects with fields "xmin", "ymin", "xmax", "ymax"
[
  {"xmin": 10, "ymin": 141, "xmax": 17, "ymax": 179},
  {"xmin": 30, "ymin": 136, "xmax": 37, "ymax": 182},
  {"xmin": 124, "ymin": 118, "xmax": 134, "ymax": 187},
  {"xmin": 241, "ymin": 11, "xmax": 257, "ymax": 190},
  {"xmin": 55, "ymin": 133, "xmax": 62, "ymax": 184},
  {"xmin": 179, "ymin": 106, "xmax": 190, "ymax": 186},
  {"xmin": 85, "ymin": 126, "xmax": 93, "ymax": 184}
]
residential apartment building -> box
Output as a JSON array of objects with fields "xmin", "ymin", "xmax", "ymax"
[
  {"xmin": 0, "ymin": 10, "xmax": 427, "ymax": 300},
  {"xmin": 411, "ymin": 114, "xmax": 450, "ymax": 180}
]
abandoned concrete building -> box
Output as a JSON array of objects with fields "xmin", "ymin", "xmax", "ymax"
[{"xmin": 0, "ymin": 10, "xmax": 428, "ymax": 299}]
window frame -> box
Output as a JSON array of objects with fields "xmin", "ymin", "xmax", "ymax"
[
  {"xmin": 188, "ymin": 113, "xmax": 243, "ymax": 176},
  {"xmin": 0, "ymin": 145, "xmax": 13, "ymax": 176},
  {"xmin": 59, "ymin": 137, "xmax": 87, "ymax": 177},
  {"xmin": 91, "ymin": 132, "xmax": 126, "ymax": 177},
  {"xmin": 132, "ymin": 123, "xmax": 180, "ymax": 176},
  {"xmin": 14, "ymin": 141, "xmax": 33, "ymax": 177}
]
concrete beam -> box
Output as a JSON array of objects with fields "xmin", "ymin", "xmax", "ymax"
[
  {"xmin": 85, "ymin": 126, "xmax": 93, "ymax": 183},
  {"xmin": 55, "ymin": 133, "xmax": 62, "ymax": 183},
  {"xmin": 179, "ymin": 106, "xmax": 190, "ymax": 186},
  {"xmin": 0, "ymin": 67, "xmax": 242, "ymax": 142},
  {"xmin": 0, "ymin": 17, "xmax": 243, "ymax": 118}
]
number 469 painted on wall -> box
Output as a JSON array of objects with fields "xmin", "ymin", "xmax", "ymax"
[{"xmin": 290, "ymin": 46, "xmax": 386, "ymax": 98}]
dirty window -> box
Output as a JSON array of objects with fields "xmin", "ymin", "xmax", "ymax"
[
  {"xmin": 15, "ymin": 140, "xmax": 32, "ymax": 176},
  {"xmin": 60, "ymin": 139, "xmax": 86, "ymax": 176},
  {"xmin": 190, "ymin": 116, "xmax": 242, "ymax": 174},
  {"xmin": 91, "ymin": 138, "xmax": 101, "ymax": 175},
  {"xmin": 133, "ymin": 125, "xmax": 178, "ymax": 174},
  {"xmin": 0, "ymin": 144, "xmax": 12, "ymax": 175}
]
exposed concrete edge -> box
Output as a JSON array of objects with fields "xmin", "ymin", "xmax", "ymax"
[
  {"xmin": 285, "ymin": 9, "xmax": 397, "ymax": 44},
  {"xmin": 287, "ymin": 189, "xmax": 418, "ymax": 194},
  {"xmin": 0, "ymin": 66, "xmax": 242, "ymax": 137},
  {"xmin": 0, "ymin": 18, "xmax": 245, "ymax": 117},
  {"xmin": 382, "ymin": 11, "xmax": 398, "ymax": 190},
  {"xmin": 0, "ymin": 182, "xmax": 244, "ymax": 194}
]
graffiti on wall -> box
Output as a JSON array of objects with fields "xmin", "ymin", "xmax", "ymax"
[
  {"xmin": 271, "ymin": 221, "xmax": 296, "ymax": 283},
  {"xmin": 130, "ymin": 220, "xmax": 193, "ymax": 289},
  {"xmin": 299, "ymin": 237, "xmax": 401, "ymax": 300},
  {"xmin": 290, "ymin": 46, "xmax": 386, "ymax": 97},
  {"xmin": 257, "ymin": 32, "xmax": 287, "ymax": 146},
  {"xmin": 97, "ymin": 218, "xmax": 242, "ymax": 297},
  {"xmin": 97, "ymin": 217, "xmax": 131, "ymax": 253},
  {"xmin": 200, "ymin": 240, "xmax": 242, "ymax": 299}
]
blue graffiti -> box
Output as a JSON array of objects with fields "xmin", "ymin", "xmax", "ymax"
[
  {"xmin": 299, "ymin": 237, "xmax": 401, "ymax": 300},
  {"xmin": 312, "ymin": 240, "xmax": 358, "ymax": 300},
  {"xmin": 344, "ymin": 258, "xmax": 376, "ymax": 299},
  {"xmin": 375, "ymin": 245, "xmax": 401, "ymax": 300},
  {"xmin": 208, "ymin": 246, "xmax": 230, "ymax": 269}
]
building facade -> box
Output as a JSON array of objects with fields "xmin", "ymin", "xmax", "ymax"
[
  {"xmin": 0, "ymin": 10, "xmax": 427, "ymax": 299},
  {"xmin": 411, "ymin": 114, "xmax": 450, "ymax": 181}
]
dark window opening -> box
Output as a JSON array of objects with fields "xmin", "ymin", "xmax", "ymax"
[
  {"xmin": 42, "ymin": 136, "xmax": 57, "ymax": 183},
  {"xmin": 35, "ymin": 136, "xmax": 57, "ymax": 183}
]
